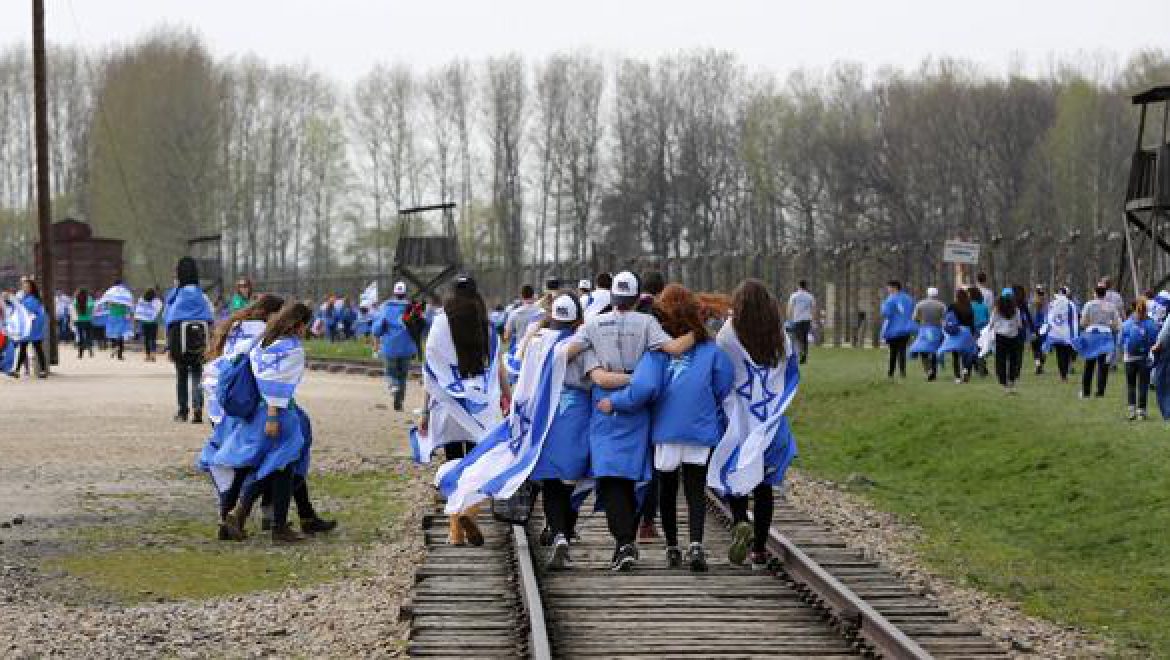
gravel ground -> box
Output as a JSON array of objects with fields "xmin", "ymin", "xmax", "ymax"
[
  {"xmin": 784, "ymin": 470, "xmax": 1114, "ymax": 658},
  {"xmin": 0, "ymin": 350, "xmax": 431, "ymax": 658}
]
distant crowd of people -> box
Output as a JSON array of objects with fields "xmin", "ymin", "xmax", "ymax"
[{"xmin": 881, "ymin": 271, "xmax": 1169, "ymax": 420}]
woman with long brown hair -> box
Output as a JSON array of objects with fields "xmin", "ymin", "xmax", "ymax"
[
  {"xmin": 707, "ymin": 279, "xmax": 799, "ymax": 570},
  {"xmin": 598, "ymin": 284, "xmax": 734, "ymax": 572}
]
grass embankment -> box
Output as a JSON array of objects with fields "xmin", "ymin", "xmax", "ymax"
[
  {"xmin": 303, "ymin": 338, "xmax": 381, "ymax": 362},
  {"xmin": 51, "ymin": 470, "xmax": 413, "ymax": 603},
  {"xmin": 792, "ymin": 348, "xmax": 1170, "ymax": 653}
]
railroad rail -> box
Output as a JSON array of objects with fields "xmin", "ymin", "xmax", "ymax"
[{"xmin": 407, "ymin": 488, "xmax": 1007, "ymax": 659}]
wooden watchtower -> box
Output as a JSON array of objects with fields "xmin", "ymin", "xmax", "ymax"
[
  {"xmin": 394, "ymin": 202, "xmax": 461, "ymax": 300},
  {"xmin": 1119, "ymin": 86, "xmax": 1170, "ymax": 294}
]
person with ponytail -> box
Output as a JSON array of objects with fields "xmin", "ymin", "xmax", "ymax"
[
  {"xmin": 708, "ymin": 279, "xmax": 800, "ymax": 571},
  {"xmin": 73, "ymin": 288, "xmax": 95, "ymax": 359}
]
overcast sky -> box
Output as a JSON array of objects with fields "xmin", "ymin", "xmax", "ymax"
[{"xmin": 2, "ymin": 0, "xmax": 1166, "ymax": 82}]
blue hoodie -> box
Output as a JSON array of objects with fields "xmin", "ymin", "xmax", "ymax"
[
  {"xmin": 1121, "ymin": 316, "xmax": 1159, "ymax": 358},
  {"xmin": 22, "ymin": 295, "xmax": 46, "ymax": 342},
  {"xmin": 372, "ymin": 299, "xmax": 418, "ymax": 359},
  {"xmin": 881, "ymin": 290, "xmax": 916, "ymax": 341},
  {"xmin": 164, "ymin": 285, "xmax": 213, "ymax": 326},
  {"xmin": 605, "ymin": 341, "xmax": 734, "ymax": 448}
]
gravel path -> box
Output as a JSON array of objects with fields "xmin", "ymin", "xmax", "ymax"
[
  {"xmin": 783, "ymin": 470, "xmax": 1113, "ymax": 658},
  {"xmin": 0, "ymin": 350, "xmax": 429, "ymax": 658}
]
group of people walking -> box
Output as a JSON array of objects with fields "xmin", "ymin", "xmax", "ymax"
[
  {"xmin": 417, "ymin": 270, "xmax": 801, "ymax": 574},
  {"xmin": 886, "ymin": 272, "xmax": 1170, "ymax": 420}
]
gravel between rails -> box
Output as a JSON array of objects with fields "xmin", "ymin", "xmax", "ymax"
[{"xmin": 783, "ymin": 470, "xmax": 1113, "ymax": 658}]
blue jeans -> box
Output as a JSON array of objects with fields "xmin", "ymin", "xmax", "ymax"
[{"xmin": 384, "ymin": 356, "xmax": 411, "ymax": 409}]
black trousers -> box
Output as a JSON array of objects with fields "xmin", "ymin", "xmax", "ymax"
[
  {"xmin": 75, "ymin": 321, "xmax": 93, "ymax": 357},
  {"xmin": 727, "ymin": 483, "xmax": 773, "ymax": 554},
  {"xmin": 919, "ymin": 354, "xmax": 938, "ymax": 379},
  {"xmin": 174, "ymin": 356, "xmax": 204, "ymax": 414},
  {"xmin": 639, "ymin": 471, "xmax": 658, "ymax": 525},
  {"xmin": 1054, "ymin": 344, "xmax": 1074, "ymax": 380},
  {"xmin": 951, "ymin": 352, "xmax": 972, "ymax": 380},
  {"xmin": 598, "ymin": 477, "xmax": 638, "ymax": 547},
  {"xmin": 142, "ymin": 322, "xmax": 158, "ymax": 355},
  {"xmin": 1082, "ymin": 355, "xmax": 1109, "ymax": 397},
  {"xmin": 1031, "ymin": 337, "xmax": 1046, "ymax": 368},
  {"xmin": 1125, "ymin": 361, "xmax": 1151, "ymax": 409},
  {"xmin": 444, "ymin": 441, "xmax": 474, "ymax": 461},
  {"xmin": 658, "ymin": 465, "xmax": 707, "ymax": 546},
  {"xmin": 887, "ymin": 336, "xmax": 909, "ymax": 377},
  {"xmin": 15, "ymin": 340, "xmax": 46, "ymax": 375},
  {"xmin": 239, "ymin": 467, "xmax": 295, "ymax": 528},
  {"xmin": 792, "ymin": 320, "xmax": 812, "ymax": 363},
  {"xmin": 994, "ymin": 336, "xmax": 1021, "ymax": 386},
  {"xmin": 542, "ymin": 479, "xmax": 575, "ymax": 539}
]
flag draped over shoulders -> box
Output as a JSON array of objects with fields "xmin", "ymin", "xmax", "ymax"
[
  {"xmin": 708, "ymin": 320, "xmax": 800, "ymax": 497},
  {"xmin": 436, "ymin": 327, "xmax": 572, "ymax": 513},
  {"xmin": 3, "ymin": 300, "xmax": 32, "ymax": 341},
  {"xmin": 410, "ymin": 311, "xmax": 503, "ymax": 463},
  {"xmin": 1042, "ymin": 295, "xmax": 1079, "ymax": 352}
]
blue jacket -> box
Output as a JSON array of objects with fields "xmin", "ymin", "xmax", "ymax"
[
  {"xmin": 372, "ymin": 300, "xmax": 418, "ymax": 359},
  {"xmin": 164, "ymin": 285, "xmax": 213, "ymax": 326},
  {"xmin": 880, "ymin": 291, "xmax": 916, "ymax": 340},
  {"xmin": 22, "ymin": 295, "xmax": 46, "ymax": 342},
  {"xmin": 606, "ymin": 342, "xmax": 734, "ymax": 447},
  {"xmin": 1121, "ymin": 316, "xmax": 1159, "ymax": 357}
]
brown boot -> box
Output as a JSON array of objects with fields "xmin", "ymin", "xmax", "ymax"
[
  {"xmin": 458, "ymin": 504, "xmax": 485, "ymax": 547},
  {"xmin": 272, "ymin": 523, "xmax": 306, "ymax": 543},
  {"xmin": 222, "ymin": 502, "xmax": 252, "ymax": 541},
  {"xmin": 447, "ymin": 514, "xmax": 466, "ymax": 545}
]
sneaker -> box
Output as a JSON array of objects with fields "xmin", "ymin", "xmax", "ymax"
[
  {"xmin": 686, "ymin": 542, "xmax": 708, "ymax": 573},
  {"xmin": 547, "ymin": 535, "xmax": 572, "ymax": 570},
  {"xmin": 216, "ymin": 524, "xmax": 231, "ymax": 541},
  {"xmin": 301, "ymin": 517, "xmax": 338, "ymax": 535},
  {"xmin": 636, "ymin": 520, "xmax": 659, "ymax": 543},
  {"xmin": 728, "ymin": 522, "xmax": 753, "ymax": 566},
  {"xmin": 954, "ymin": 378, "xmax": 962, "ymax": 385},
  {"xmin": 538, "ymin": 526, "xmax": 554, "ymax": 547},
  {"xmin": 191, "ymin": 410, "xmax": 203, "ymax": 425},
  {"xmin": 1128, "ymin": 406, "xmax": 1137, "ymax": 421},
  {"xmin": 665, "ymin": 545, "xmax": 682, "ymax": 568},
  {"xmin": 174, "ymin": 410, "xmax": 189, "ymax": 422},
  {"xmin": 749, "ymin": 550, "xmax": 770, "ymax": 571},
  {"xmin": 610, "ymin": 543, "xmax": 638, "ymax": 572},
  {"xmin": 1139, "ymin": 409, "xmax": 1149, "ymax": 420}
]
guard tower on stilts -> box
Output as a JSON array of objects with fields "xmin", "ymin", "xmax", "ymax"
[
  {"xmin": 394, "ymin": 202, "xmax": 461, "ymax": 300},
  {"xmin": 1119, "ymin": 86, "xmax": 1170, "ymax": 296}
]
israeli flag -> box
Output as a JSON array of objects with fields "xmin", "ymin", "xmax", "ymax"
[
  {"xmin": 1073, "ymin": 326, "xmax": 1115, "ymax": 360},
  {"xmin": 360, "ymin": 281, "xmax": 378, "ymax": 309},
  {"xmin": 908, "ymin": 326, "xmax": 943, "ymax": 357},
  {"xmin": 134, "ymin": 298, "xmax": 162, "ymax": 322},
  {"xmin": 3, "ymin": 300, "xmax": 32, "ymax": 342},
  {"xmin": 1042, "ymin": 295, "xmax": 1079, "ymax": 353},
  {"xmin": 100, "ymin": 284, "xmax": 134, "ymax": 307},
  {"xmin": 708, "ymin": 321, "xmax": 800, "ymax": 497},
  {"xmin": 436, "ymin": 328, "xmax": 572, "ymax": 513},
  {"xmin": 202, "ymin": 320, "xmax": 267, "ymax": 426},
  {"xmin": 251, "ymin": 337, "xmax": 305, "ymax": 408},
  {"xmin": 409, "ymin": 311, "xmax": 503, "ymax": 464}
]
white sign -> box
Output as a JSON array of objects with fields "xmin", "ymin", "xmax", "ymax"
[{"xmin": 943, "ymin": 240, "xmax": 980, "ymax": 265}]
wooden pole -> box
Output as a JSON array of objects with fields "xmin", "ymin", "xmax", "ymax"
[{"xmin": 33, "ymin": 0, "xmax": 57, "ymax": 366}]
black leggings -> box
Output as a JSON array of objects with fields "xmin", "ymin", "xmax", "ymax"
[
  {"xmin": 541, "ymin": 479, "xmax": 576, "ymax": 539},
  {"xmin": 658, "ymin": 465, "xmax": 707, "ymax": 546},
  {"xmin": 75, "ymin": 321, "xmax": 94, "ymax": 357},
  {"xmin": 1125, "ymin": 361, "xmax": 1151, "ymax": 409},
  {"xmin": 598, "ymin": 477, "xmax": 638, "ymax": 547},
  {"xmin": 994, "ymin": 335, "xmax": 1021, "ymax": 386},
  {"xmin": 887, "ymin": 336, "xmax": 909, "ymax": 377},
  {"xmin": 142, "ymin": 322, "xmax": 158, "ymax": 356},
  {"xmin": 1082, "ymin": 355, "xmax": 1109, "ymax": 397},
  {"xmin": 1053, "ymin": 344, "xmax": 1074, "ymax": 380},
  {"xmin": 15, "ymin": 340, "xmax": 46, "ymax": 375},
  {"xmin": 239, "ymin": 468, "xmax": 295, "ymax": 528},
  {"xmin": 639, "ymin": 471, "xmax": 658, "ymax": 525},
  {"xmin": 728, "ymin": 483, "xmax": 773, "ymax": 554}
]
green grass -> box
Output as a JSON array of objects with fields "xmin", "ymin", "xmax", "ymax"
[
  {"xmin": 793, "ymin": 348, "xmax": 1170, "ymax": 654},
  {"xmin": 49, "ymin": 469, "xmax": 415, "ymax": 603},
  {"xmin": 303, "ymin": 338, "xmax": 381, "ymax": 362}
]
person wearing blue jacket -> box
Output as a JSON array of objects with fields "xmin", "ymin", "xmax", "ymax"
[
  {"xmin": 880, "ymin": 280, "xmax": 916, "ymax": 379},
  {"xmin": 1122, "ymin": 297, "xmax": 1159, "ymax": 420},
  {"xmin": 373, "ymin": 282, "xmax": 419, "ymax": 411},
  {"xmin": 598, "ymin": 285, "xmax": 733, "ymax": 572},
  {"xmin": 14, "ymin": 278, "xmax": 48, "ymax": 378},
  {"xmin": 165, "ymin": 257, "xmax": 214, "ymax": 423}
]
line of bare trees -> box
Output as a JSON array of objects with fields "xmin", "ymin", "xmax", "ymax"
[{"xmin": 1, "ymin": 30, "xmax": 1169, "ymax": 299}]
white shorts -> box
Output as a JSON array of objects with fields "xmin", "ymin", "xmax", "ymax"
[{"xmin": 654, "ymin": 443, "xmax": 711, "ymax": 472}]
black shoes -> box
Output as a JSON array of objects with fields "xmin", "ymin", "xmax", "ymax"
[
  {"xmin": 610, "ymin": 543, "xmax": 638, "ymax": 572},
  {"xmin": 191, "ymin": 410, "xmax": 203, "ymax": 424},
  {"xmin": 174, "ymin": 410, "xmax": 189, "ymax": 422},
  {"xmin": 686, "ymin": 542, "xmax": 708, "ymax": 572},
  {"xmin": 665, "ymin": 546, "xmax": 683, "ymax": 568},
  {"xmin": 301, "ymin": 517, "xmax": 338, "ymax": 535}
]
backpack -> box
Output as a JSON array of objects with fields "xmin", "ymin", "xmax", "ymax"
[
  {"xmin": 179, "ymin": 320, "xmax": 210, "ymax": 357},
  {"xmin": 1124, "ymin": 322, "xmax": 1154, "ymax": 357},
  {"xmin": 217, "ymin": 353, "xmax": 261, "ymax": 418}
]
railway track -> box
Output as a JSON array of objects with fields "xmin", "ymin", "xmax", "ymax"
[{"xmin": 407, "ymin": 489, "xmax": 1008, "ymax": 659}]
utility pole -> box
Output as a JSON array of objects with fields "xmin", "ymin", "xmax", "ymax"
[{"xmin": 33, "ymin": 0, "xmax": 57, "ymax": 366}]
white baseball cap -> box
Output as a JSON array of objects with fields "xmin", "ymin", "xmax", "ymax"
[
  {"xmin": 612, "ymin": 271, "xmax": 639, "ymax": 298},
  {"xmin": 393, "ymin": 281, "xmax": 407, "ymax": 295},
  {"xmin": 551, "ymin": 294, "xmax": 578, "ymax": 322},
  {"xmin": 927, "ymin": 287, "xmax": 939, "ymax": 298},
  {"xmin": 578, "ymin": 278, "xmax": 592, "ymax": 291}
]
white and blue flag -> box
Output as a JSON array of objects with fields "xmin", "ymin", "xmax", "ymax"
[
  {"xmin": 360, "ymin": 282, "xmax": 378, "ymax": 309},
  {"xmin": 410, "ymin": 311, "xmax": 504, "ymax": 464},
  {"xmin": 436, "ymin": 327, "xmax": 572, "ymax": 513},
  {"xmin": 708, "ymin": 321, "xmax": 800, "ymax": 497},
  {"xmin": 100, "ymin": 284, "xmax": 134, "ymax": 307},
  {"xmin": 3, "ymin": 299, "xmax": 32, "ymax": 342}
]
